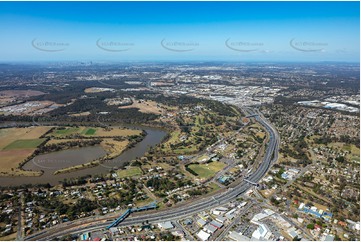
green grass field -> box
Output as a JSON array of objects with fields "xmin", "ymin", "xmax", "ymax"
[
  {"xmin": 3, "ymin": 139, "xmax": 46, "ymax": 150},
  {"xmin": 117, "ymin": 167, "xmax": 142, "ymax": 178},
  {"xmin": 174, "ymin": 146, "xmax": 199, "ymax": 154},
  {"xmin": 83, "ymin": 128, "xmax": 96, "ymax": 135},
  {"xmin": 208, "ymin": 182, "xmax": 221, "ymax": 192},
  {"xmin": 53, "ymin": 127, "xmax": 80, "ymax": 136},
  {"xmin": 188, "ymin": 161, "xmax": 226, "ymax": 179}
]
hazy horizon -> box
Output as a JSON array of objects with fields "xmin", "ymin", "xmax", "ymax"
[{"xmin": 0, "ymin": 1, "xmax": 359, "ymax": 62}]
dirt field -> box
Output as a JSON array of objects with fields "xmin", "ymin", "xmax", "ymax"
[
  {"xmin": 0, "ymin": 89, "xmax": 45, "ymax": 98},
  {"xmin": 69, "ymin": 111, "xmax": 91, "ymax": 117},
  {"xmin": 101, "ymin": 139, "xmax": 129, "ymax": 158},
  {"xmin": 0, "ymin": 126, "xmax": 52, "ymax": 176},
  {"xmin": 0, "ymin": 126, "xmax": 51, "ymax": 149},
  {"xmin": 84, "ymin": 87, "xmax": 115, "ymax": 93},
  {"xmin": 119, "ymin": 99, "xmax": 162, "ymax": 114},
  {"xmin": 94, "ymin": 127, "xmax": 141, "ymax": 137}
]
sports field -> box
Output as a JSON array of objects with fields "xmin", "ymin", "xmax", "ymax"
[{"xmin": 188, "ymin": 161, "xmax": 226, "ymax": 179}]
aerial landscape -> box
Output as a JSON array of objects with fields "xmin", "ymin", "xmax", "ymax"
[{"xmin": 0, "ymin": 1, "xmax": 359, "ymax": 241}]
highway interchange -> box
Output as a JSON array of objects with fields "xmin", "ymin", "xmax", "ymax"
[{"xmin": 25, "ymin": 107, "xmax": 280, "ymax": 241}]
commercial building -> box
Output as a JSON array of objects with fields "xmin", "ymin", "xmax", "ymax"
[
  {"xmin": 197, "ymin": 230, "xmax": 211, "ymax": 241},
  {"xmin": 158, "ymin": 221, "xmax": 174, "ymax": 230}
]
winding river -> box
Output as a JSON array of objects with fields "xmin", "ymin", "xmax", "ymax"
[{"xmin": 0, "ymin": 124, "xmax": 167, "ymax": 186}]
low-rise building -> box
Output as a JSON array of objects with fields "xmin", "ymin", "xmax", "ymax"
[
  {"xmin": 197, "ymin": 230, "xmax": 211, "ymax": 241},
  {"xmin": 158, "ymin": 221, "xmax": 174, "ymax": 230}
]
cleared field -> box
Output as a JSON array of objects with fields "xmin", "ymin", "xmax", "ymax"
[
  {"xmin": 116, "ymin": 167, "xmax": 142, "ymax": 178},
  {"xmin": 208, "ymin": 182, "xmax": 222, "ymax": 193},
  {"xmin": 48, "ymin": 126, "xmax": 141, "ymax": 138},
  {"xmin": 142, "ymin": 162, "xmax": 173, "ymax": 171},
  {"xmin": 50, "ymin": 127, "xmax": 80, "ymax": 137},
  {"xmin": 83, "ymin": 128, "xmax": 96, "ymax": 135},
  {"xmin": 0, "ymin": 126, "xmax": 51, "ymax": 176},
  {"xmin": 101, "ymin": 139, "xmax": 129, "ymax": 158},
  {"xmin": 196, "ymin": 154, "xmax": 211, "ymax": 163},
  {"xmin": 0, "ymin": 231, "xmax": 16, "ymax": 241},
  {"xmin": 95, "ymin": 127, "xmax": 141, "ymax": 137},
  {"xmin": 3, "ymin": 139, "xmax": 45, "ymax": 150},
  {"xmin": 256, "ymin": 132, "xmax": 266, "ymax": 139},
  {"xmin": 167, "ymin": 130, "xmax": 181, "ymax": 143},
  {"xmin": 0, "ymin": 126, "xmax": 51, "ymax": 148},
  {"xmin": 119, "ymin": 99, "xmax": 162, "ymax": 114},
  {"xmin": 84, "ymin": 87, "xmax": 115, "ymax": 93},
  {"xmin": 188, "ymin": 161, "xmax": 226, "ymax": 179},
  {"xmin": 69, "ymin": 111, "xmax": 91, "ymax": 117},
  {"xmin": 0, "ymin": 150, "xmax": 42, "ymax": 176}
]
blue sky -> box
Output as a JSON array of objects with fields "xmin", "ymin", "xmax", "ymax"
[{"xmin": 0, "ymin": 1, "xmax": 359, "ymax": 62}]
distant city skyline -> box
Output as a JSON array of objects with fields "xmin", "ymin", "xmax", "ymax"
[{"xmin": 0, "ymin": 1, "xmax": 359, "ymax": 62}]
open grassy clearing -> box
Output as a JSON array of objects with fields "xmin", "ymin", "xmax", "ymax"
[
  {"xmin": 188, "ymin": 161, "xmax": 226, "ymax": 179},
  {"xmin": 0, "ymin": 126, "xmax": 52, "ymax": 176},
  {"xmin": 208, "ymin": 182, "xmax": 222, "ymax": 193},
  {"xmin": 0, "ymin": 232, "xmax": 16, "ymax": 241},
  {"xmin": 3, "ymin": 139, "xmax": 45, "ymax": 150},
  {"xmin": 69, "ymin": 111, "xmax": 91, "ymax": 117},
  {"xmin": 0, "ymin": 149, "xmax": 41, "ymax": 176},
  {"xmin": 256, "ymin": 132, "xmax": 266, "ymax": 139},
  {"xmin": 100, "ymin": 139, "xmax": 129, "ymax": 158},
  {"xmin": 83, "ymin": 128, "xmax": 96, "ymax": 135},
  {"xmin": 0, "ymin": 126, "xmax": 51, "ymax": 148},
  {"xmin": 173, "ymin": 146, "xmax": 199, "ymax": 154},
  {"xmin": 293, "ymin": 183, "xmax": 331, "ymax": 205},
  {"xmin": 48, "ymin": 126, "xmax": 141, "ymax": 138},
  {"xmin": 95, "ymin": 127, "xmax": 141, "ymax": 137},
  {"xmin": 119, "ymin": 99, "xmax": 162, "ymax": 114},
  {"xmin": 48, "ymin": 127, "xmax": 85, "ymax": 137},
  {"xmin": 116, "ymin": 167, "xmax": 143, "ymax": 178}
]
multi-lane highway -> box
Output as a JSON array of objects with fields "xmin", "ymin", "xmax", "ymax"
[{"xmin": 25, "ymin": 107, "xmax": 279, "ymax": 241}]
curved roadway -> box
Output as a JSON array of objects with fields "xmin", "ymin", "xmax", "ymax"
[{"xmin": 25, "ymin": 107, "xmax": 279, "ymax": 241}]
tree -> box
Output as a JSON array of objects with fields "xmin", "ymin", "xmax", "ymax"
[
  {"xmin": 335, "ymin": 156, "xmax": 345, "ymax": 163},
  {"xmin": 307, "ymin": 223, "xmax": 315, "ymax": 230}
]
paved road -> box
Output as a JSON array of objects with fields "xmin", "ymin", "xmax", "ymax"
[
  {"xmin": 25, "ymin": 107, "xmax": 279, "ymax": 241},
  {"xmin": 16, "ymin": 192, "xmax": 23, "ymax": 241},
  {"xmin": 215, "ymin": 201, "xmax": 255, "ymax": 241}
]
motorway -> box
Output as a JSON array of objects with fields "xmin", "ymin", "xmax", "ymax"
[{"xmin": 25, "ymin": 107, "xmax": 279, "ymax": 241}]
